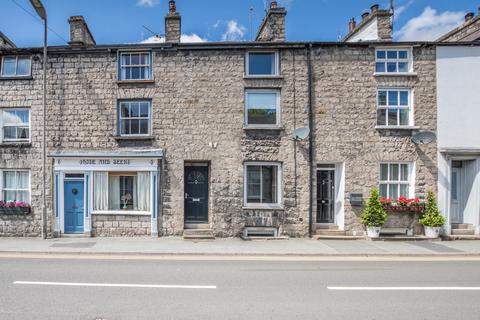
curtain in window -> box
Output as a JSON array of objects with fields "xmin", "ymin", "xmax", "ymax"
[
  {"xmin": 109, "ymin": 175, "xmax": 121, "ymax": 210},
  {"xmin": 93, "ymin": 172, "xmax": 108, "ymax": 210},
  {"xmin": 3, "ymin": 171, "xmax": 16, "ymax": 201},
  {"xmin": 136, "ymin": 172, "xmax": 150, "ymax": 211}
]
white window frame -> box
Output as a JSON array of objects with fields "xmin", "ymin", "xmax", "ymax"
[
  {"xmin": 245, "ymin": 51, "xmax": 279, "ymax": 77},
  {"xmin": 0, "ymin": 169, "xmax": 31, "ymax": 203},
  {"xmin": 118, "ymin": 52, "xmax": 152, "ymax": 81},
  {"xmin": 375, "ymin": 48, "xmax": 413, "ymax": 74},
  {"xmin": 244, "ymin": 89, "xmax": 281, "ymax": 128},
  {"xmin": 379, "ymin": 162, "xmax": 415, "ymax": 199},
  {"xmin": 0, "ymin": 56, "xmax": 32, "ymax": 77},
  {"xmin": 243, "ymin": 161, "xmax": 283, "ymax": 209},
  {"xmin": 0, "ymin": 108, "xmax": 31, "ymax": 143},
  {"xmin": 118, "ymin": 100, "xmax": 152, "ymax": 137},
  {"xmin": 376, "ymin": 88, "xmax": 414, "ymax": 127}
]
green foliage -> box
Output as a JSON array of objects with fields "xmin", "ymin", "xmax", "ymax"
[
  {"xmin": 361, "ymin": 188, "xmax": 387, "ymax": 227},
  {"xmin": 419, "ymin": 190, "xmax": 446, "ymax": 227}
]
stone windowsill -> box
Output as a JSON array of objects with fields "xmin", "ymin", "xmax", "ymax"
[
  {"xmin": 0, "ymin": 142, "xmax": 32, "ymax": 148},
  {"xmin": 375, "ymin": 126, "xmax": 420, "ymax": 130},
  {"xmin": 114, "ymin": 135, "xmax": 155, "ymax": 141},
  {"xmin": 92, "ymin": 211, "xmax": 151, "ymax": 216},
  {"xmin": 373, "ymin": 72, "xmax": 418, "ymax": 77},
  {"xmin": 243, "ymin": 126, "xmax": 284, "ymax": 131},
  {"xmin": 243, "ymin": 75, "xmax": 284, "ymax": 80},
  {"xmin": 116, "ymin": 79, "xmax": 155, "ymax": 85},
  {"xmin": 242, "ymin": 205, "xmax": 285, "ymax": 211},
  {"xmin": 0, "ymin": 76, "xmax": 33, "ymax": 81}
]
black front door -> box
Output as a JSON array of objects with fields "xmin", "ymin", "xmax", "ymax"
[
  {"xmin": 184, "ymin": 166, "xmax": 209, "ymax": 223},
  {"xmin": 317, "ymin": 170, "xmax": 335, "ymax": 223}
]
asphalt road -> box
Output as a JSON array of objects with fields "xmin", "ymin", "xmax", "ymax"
[{"xmin": 1, "ymin": 256, "xmax": 480, "ymax": 320}]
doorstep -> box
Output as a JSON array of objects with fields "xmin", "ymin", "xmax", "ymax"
[
  {"xmin": 369, "ymin": 236, "xmax": 441, "ymax": 242},
  {"xmin": 441, "ymin": 235, "xmax": 480, "ymax": 241},
  {"xmin": 241, "ymin": 235, "xmax": 290, "ymax": 241},
  {"xmin": 313, "ymin": 235, "xmax": 365, "ymax": 240}
]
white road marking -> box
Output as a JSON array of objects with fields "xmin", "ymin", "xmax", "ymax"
[
  {"xmin": 14, "ymin": 281, "xmax": 216, "ymax": 289},
  {"xmin": 328, "ymin": 286, "xmax": 480, "ymax": 291}
]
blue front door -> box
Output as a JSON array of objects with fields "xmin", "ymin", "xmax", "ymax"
[{"xmin": 64, "ymin": 180, "xmax": 84, "ymax": 233}]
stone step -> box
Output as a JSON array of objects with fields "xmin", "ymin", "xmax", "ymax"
[
  {"xmin": 314, "ymin": 235, "xmax": 364, "ymax": 240},
  {"xmin": 442, "ymin": 235, "xmax": 480, "ymax": 241},
  {"xmin": 451, "ymin": 223, "xmax": 474, "ymax": 230},
  {"xmin": 315, "ymin": 224, "xmax": 339, "ymax": 230},
  {"xmin": 315, "ymin": 230, "xmax": 346, "ymax": 236},
  {"xmin": 451, "ymin": 228, "xmax": 475, "ymax": 236},
  {"xmin": 184, "ymin": 223, "xmax": 210, "ymax": 230},
  {"xmin": 183, "ymin": 229, "xmax": 215, "ymax": 240}
]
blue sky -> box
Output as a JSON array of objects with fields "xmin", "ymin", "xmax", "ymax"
[{"xmin": 0, "ymin": 0, "xmax": 478, "ymax": 47}]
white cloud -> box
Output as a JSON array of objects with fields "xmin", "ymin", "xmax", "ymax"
[
  {"xmin": 395, "ymin": 7, "xmax": 465, "ymax": 41},
  {"xmin": 140, "ymin": 34, "xmax": 207, "ymax": 43},
  {"xmin": 221, "ymin": 20, "xmax": 246, "ymax": 41},
  {"xmin": 394, "ymin": 0, "xmax": 414, "ymax": 20},
  {"xmin": 136, "ymin": 0, "xmax": 160, "ymax": 8}
]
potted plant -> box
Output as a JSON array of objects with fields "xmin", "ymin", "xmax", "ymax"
[
  {"xmin": 419, "ymin": 190, "xmax": 445, "ymax": 238},
  {"xmin": 362, "ymin": 188, "xmax": 387, "ymax": 238},
  {"xmin": 0, "ymin": 201, "xmax": 31, "ymax": 215}
]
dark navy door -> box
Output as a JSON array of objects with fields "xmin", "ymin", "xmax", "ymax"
[
  {"xmin": 64, "ymin": 180, "xmax": 84, "ymax": 233},
  {"xmin": 184, "ymin": 166, "xmax": 209, "ymax": 223}
]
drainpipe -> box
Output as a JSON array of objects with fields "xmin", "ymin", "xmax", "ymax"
[{"xmin": 307, "ymin": 44, "xmax": 314, "ymax": 238}]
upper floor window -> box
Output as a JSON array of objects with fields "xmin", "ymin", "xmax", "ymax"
[
  {"xmin": 245, "ymin": 90, "xmax": 280, "ymax": 128},
  {"xmin": 377, "ymin": 89, "xmax": 412, "ymax": 127},
  {"xmin": 375, "ymin": 49, "xmax": 411, "ymax": 73},
  {"xmin": 118, "ymin": 101, "xmax": 151, "ymax": 136},
  {"xmin": 1, "ymin": 170, "xmax": 30, "ymax": 203},
  {"xmin": 118, "ymin": 52, "xmax": 152, "ymax": 80},
  {"xmin": 244, "ymin": 162, "xmax": 282, "ymax": 208},
  {"xmin": 246, "ymin": 52, "xmax": 279, "ymax": 76},
  {"xmin": 1, "ymin": 109, "xmax": 30, "ymax": 142},
  {"xmin": 379, "ymin": 162, "xmax": 413, "ymax": 199},
  {"xmin": 1, "ymin": 56, "xmax": 31, "ymax": 77}
]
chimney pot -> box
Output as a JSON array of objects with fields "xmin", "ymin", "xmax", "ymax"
[
  {"xmin": 270, "ymin": 1, "xmax": 278, "ymax": 9},
  {"xmin": 348, "ymin": 18, "xmax": 357, "ymax": 33},
  {"xmin": 169, "ymin": 0, "xmax": 176, "ymax": 14},
  {"xmin": 371, "ymin": 4, "xmax": 379, "ymax": 13},
  {"xmin": 465, "ymin": 12, "xmax": 474, "ymax": 22},
  {"xmin": 361, "ymin": 11, "xmax": 370, "ymax": 21}
]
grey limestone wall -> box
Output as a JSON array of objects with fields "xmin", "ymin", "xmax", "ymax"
[
  {"xmin": 92, "ymin": 215, "xmax": 151, "ymax": 237},
  {"xmin": 312, "ymin": 45, "xmax": 437, "ymax": 235}
]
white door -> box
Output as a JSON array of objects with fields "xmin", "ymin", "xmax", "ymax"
[{"xmin": 450, "ymin": 167, "xmax": 462, "ymax": 223}]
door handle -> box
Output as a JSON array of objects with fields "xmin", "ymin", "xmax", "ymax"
[
  {"xmin": 192, "ymin": 198, "xmax": 200, "ymax": 202},
  {"xmin": 185, "ymin": 193, "xmax": 189, "ymax": 199}
]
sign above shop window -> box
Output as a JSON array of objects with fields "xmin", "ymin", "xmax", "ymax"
[{"xmin": 53, "ymin": 157, "xmax": 158, "ymax": 172}]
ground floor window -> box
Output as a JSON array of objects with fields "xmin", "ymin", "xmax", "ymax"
[
  {"xmin": 93, "ymin": 171, "xmax": 150, "ymax": 212},
  {"xmin": 244, "ymin": 162, "xmax": 281, "ymax": 206},
  {"xmin": 1, "ymin": 170, "xmax": 30, "ymax": 202},
  {"xmin": 379, "ymin": 162, "xmax": 412, "ymax": 199}
]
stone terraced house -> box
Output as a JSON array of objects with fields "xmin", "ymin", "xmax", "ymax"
[{"xmin": 0, "ymin": 1, "xmax": 476, "ymax": 239}]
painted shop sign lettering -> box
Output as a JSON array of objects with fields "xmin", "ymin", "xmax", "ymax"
[{"xmin": 79, "ymin": 159, "xmax": 131, "ymax": 166}]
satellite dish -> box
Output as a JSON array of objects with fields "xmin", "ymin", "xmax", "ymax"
[
  {"xmin": 292, "ymin": 127, "xmax": 310, "ymax": 140},
  {"xmin": 411, "ymin": 131, "xmax": 436, "ymax": 145}
]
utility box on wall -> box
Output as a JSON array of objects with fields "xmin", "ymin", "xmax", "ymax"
[{"xmin": 349, "ymin": 193, "xmax": 363, "ymax": 206}]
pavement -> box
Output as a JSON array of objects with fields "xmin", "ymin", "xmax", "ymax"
[
  {"xmin": 1, "ymin": 257, "xmax": 480, "ymax": 319},
  {"xmin": 1, "ymin": 236, "xmax": 480, "ymax": 256}
]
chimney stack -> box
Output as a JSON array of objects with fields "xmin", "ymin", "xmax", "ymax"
[
  {"xmin": 68, "ymin": 16, "xmax": 96, "ymax": 47},
  {"xmin": 348, "ymin": 18, "xmax": 357, "ymax": 33},
  {"xmin": 465, "ymin": 12, "xmax": 474, "ymax": 22},
  {"xmin": 255, "ymin": 1, "xmax": 287, "ymax": 42},
  {"xmin": 165, "ymin": 0, "xmax": 181, "ymax": 43}
]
